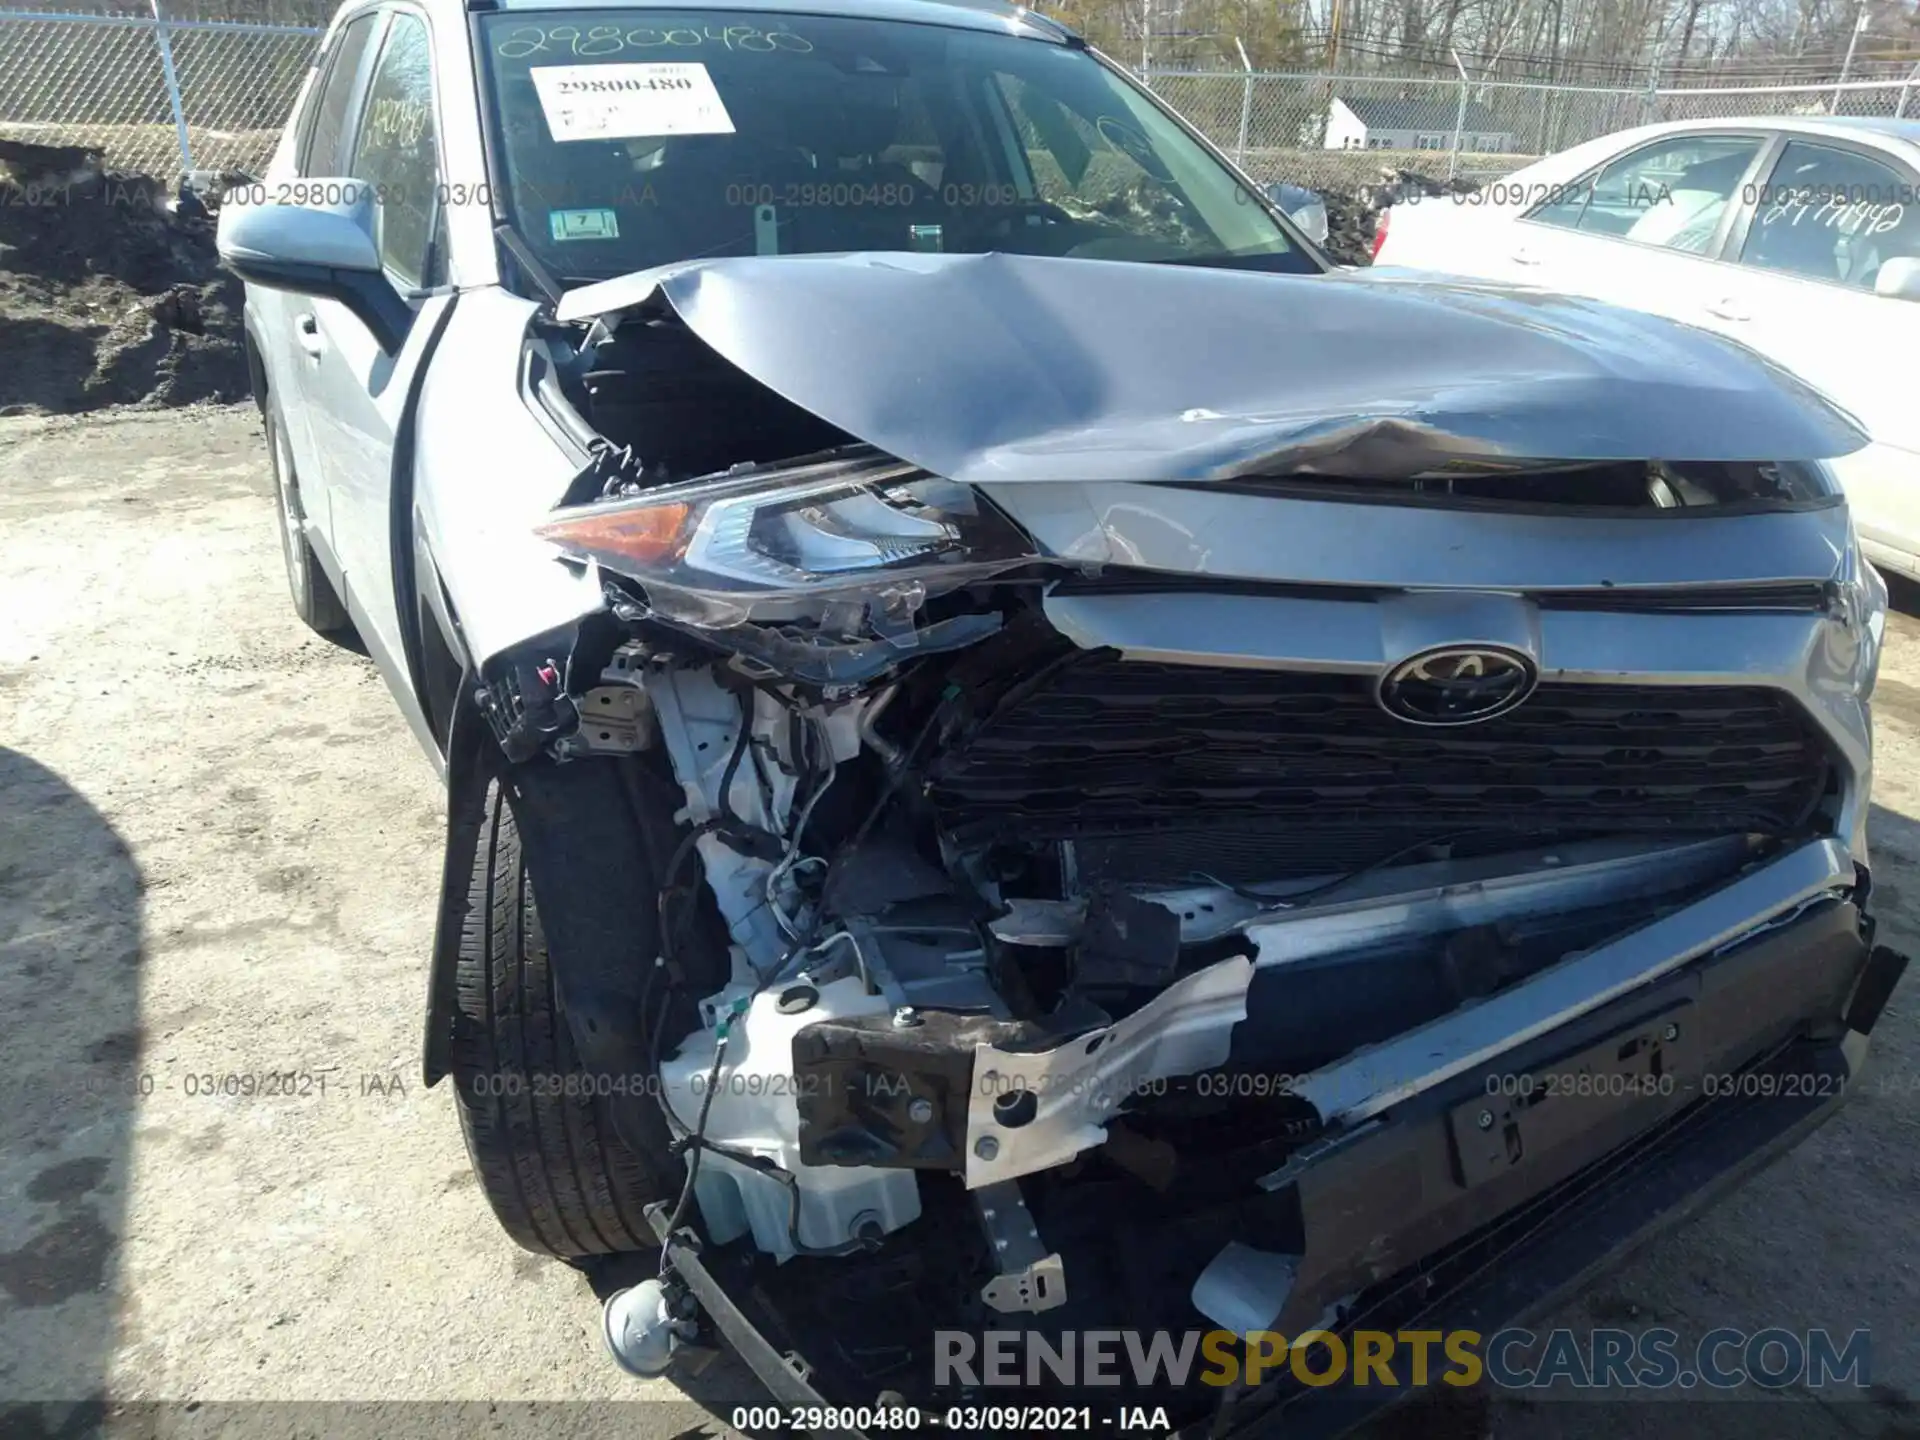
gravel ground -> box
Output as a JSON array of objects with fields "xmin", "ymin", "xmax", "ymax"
[{"xmin": 2, "ymin": 406, "xmax": 1918, "ymax": 1438}]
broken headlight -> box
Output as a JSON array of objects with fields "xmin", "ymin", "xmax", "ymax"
[{"xmin": 536, "ymin": 451, "xmax": 1040, "ymax": 628}]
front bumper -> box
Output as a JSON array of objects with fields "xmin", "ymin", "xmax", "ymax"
[{"xmin": 650, "ymin": 896, "xmax": 1905, "ymax": 1440}]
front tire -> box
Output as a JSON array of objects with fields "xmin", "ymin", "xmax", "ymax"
[
  {"xmin": 449, "ymin": 780, "xmax": 671, "ymax": 1259},
  {"xmin": 265, "ymin": 402, "xmax": 350, "ymax": 636}
]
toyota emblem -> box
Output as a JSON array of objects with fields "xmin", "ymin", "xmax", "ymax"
[{"xmin": 1376, "ymin": 645, "xmax": 1538, "ymax": 726}]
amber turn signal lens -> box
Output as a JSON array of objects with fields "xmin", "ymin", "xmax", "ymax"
[{"xmin": 536, "ymin": 501, "xmax": 691, "ymax": 566}]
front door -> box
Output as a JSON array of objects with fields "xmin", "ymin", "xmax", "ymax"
[
  {"xmin": 1686, "ymin": 137, "xmax": 1920, "ymax": 552},
  {"xmin": 1506, "ymin": 130, "xmax": 1773, "ymax": 316},
  {"xmin": 301, "ymin": 7, "xmax": 452, "ymax": 689}
]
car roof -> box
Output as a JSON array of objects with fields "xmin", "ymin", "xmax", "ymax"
[
  {"xmin": 472, "ymin": 0, "xmax": 1074, "ymax": 41},
  {"xmin": 1634, "ymin": 112, "xmax": 1920, "ymax": 151},
  {"xmin": 1802, "ymin": 114, "xmax": 1920, "ymax": 146}
]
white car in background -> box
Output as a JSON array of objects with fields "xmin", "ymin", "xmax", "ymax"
[{"xmin": 1374, "ymin": 116, "xmax": 1920, "ymax": 577}]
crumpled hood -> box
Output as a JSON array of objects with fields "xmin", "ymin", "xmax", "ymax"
[{"xmin": 555, "ymin": 251, "xmax": 1867, "ymax": 483}]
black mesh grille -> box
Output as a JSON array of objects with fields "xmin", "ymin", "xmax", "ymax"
[{"xmin": 926, "ymin": 655, "xmax": 1834, "ymax": 883}]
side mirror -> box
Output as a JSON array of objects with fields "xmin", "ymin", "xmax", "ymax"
[
  {"xmin": 1874, "ymin": 255, "xmax": 1920, "ymax": 302},
  {"xmin": 1265, "ymin": 181, "xmax": 1330, "ymax": 247},
  {"xmin": 216, "ymin": 179, "xmax": 410, "ymax": 351}
]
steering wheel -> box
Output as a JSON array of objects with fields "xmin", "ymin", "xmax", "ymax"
[{"xmin": 967, "ymin": 197, "xmax": 1081, "ymax": 254}]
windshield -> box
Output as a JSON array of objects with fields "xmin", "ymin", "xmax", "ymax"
[{"xmin": 476, "ymin": 10, "xmax": 1309, "ymax": 280}]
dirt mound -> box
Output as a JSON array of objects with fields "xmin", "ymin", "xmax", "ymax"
[
  {"xmin": 0, "ymin": 146, "xmax": 249, "ymax": 414},
  {"xmin": 1321, "ymin": 189, "xmax": 1382, "ymax": 267}
]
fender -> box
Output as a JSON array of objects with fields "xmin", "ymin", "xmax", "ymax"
[
  {"xmin": 387, "ymin": 293, "xmax": 459, "ymax": 774},
  {"xmin": 241, "ymin": 318, "xmax": 270, "ymax": 413}
]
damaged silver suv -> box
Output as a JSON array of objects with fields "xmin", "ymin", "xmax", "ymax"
[{"xmin": 220, "ymin": 0, "xmax": 1907, "ymax": 1430}]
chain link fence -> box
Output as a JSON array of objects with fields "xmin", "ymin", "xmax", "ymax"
[
  {"xmin": 1, "ymin": 6, "xmax": 1916, "ymax": 188},
  {"xmin": 1142, "ymin": 68, "xmax": 1920, "ymax": 192},
  {"xmin": 0, "ymin": 6, "xmax": 320, "ymax": 177}
]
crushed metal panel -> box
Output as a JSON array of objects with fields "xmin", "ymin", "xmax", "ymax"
[
  {"xmin": 1446, "ymin": 1005, "xmax": 1701, "ymax": 1188},
  {"xmin": 1286, "ymin": 838, "xmax": 1855, "ymax": 1133},
  {"xmin": 551, "ymin": 251, "xmax": 1865, "ymax": 487},
  {"xmin": 963, "ymin": 955, "xmax": 1253, "ymax": 1188},
  {"xmin": 1236, "ymin": 836, "xmax": 1753, "ymax": 962}
]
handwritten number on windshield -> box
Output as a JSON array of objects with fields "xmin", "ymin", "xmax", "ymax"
[{"xmin": 495, "ymin": 24, "xmax": 813, "ymax": 58}]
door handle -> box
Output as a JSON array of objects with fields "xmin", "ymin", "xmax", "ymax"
[
  {"xmin": 1705, "ymin": 298, "xmax": 1750, "ymax": 322},
  {"xmin": 295, "ymin": 312, "xmax": 326, "ymax": 358},
  {"xmin": 1510, "ymin": 248, "xmax": 1540, "ymax": 266}
]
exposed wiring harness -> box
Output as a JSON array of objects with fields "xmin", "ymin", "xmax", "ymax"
[
  {"xmin": 768, "ymin": 926, "xmax": 873, "ymax": 990},
  {"xmin": 654, "ymin": 1007, "xmax": 733, "ymax": 1273},
  {"xmin": 644, "ymin": 705, "xmax": 886, "ymax": 1268},
  {"xmin": 768, "ymin": 781, "xmax": 835, "ymax": 939}
]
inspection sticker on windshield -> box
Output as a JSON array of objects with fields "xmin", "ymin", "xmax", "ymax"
[
  {"xmin": 549, "ymin": 208, "xmax": 619, "ymax": 241},
  {"xmin": 531, "ymin": 63, "xmax": 734, "ymax": 141}
]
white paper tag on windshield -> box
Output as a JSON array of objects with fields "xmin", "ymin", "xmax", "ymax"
[{"xmin": 531, "ymin": 63, "xmax": 735, "ymax": 142}]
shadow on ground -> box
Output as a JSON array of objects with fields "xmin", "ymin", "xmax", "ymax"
[
  {"xmin": 0, "ymin": 748, "xmax": 144, "ymax": 1423},
  {"xmin": 1881, "ymin": 572, "xmax": 1920, "ymax": 619}
]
